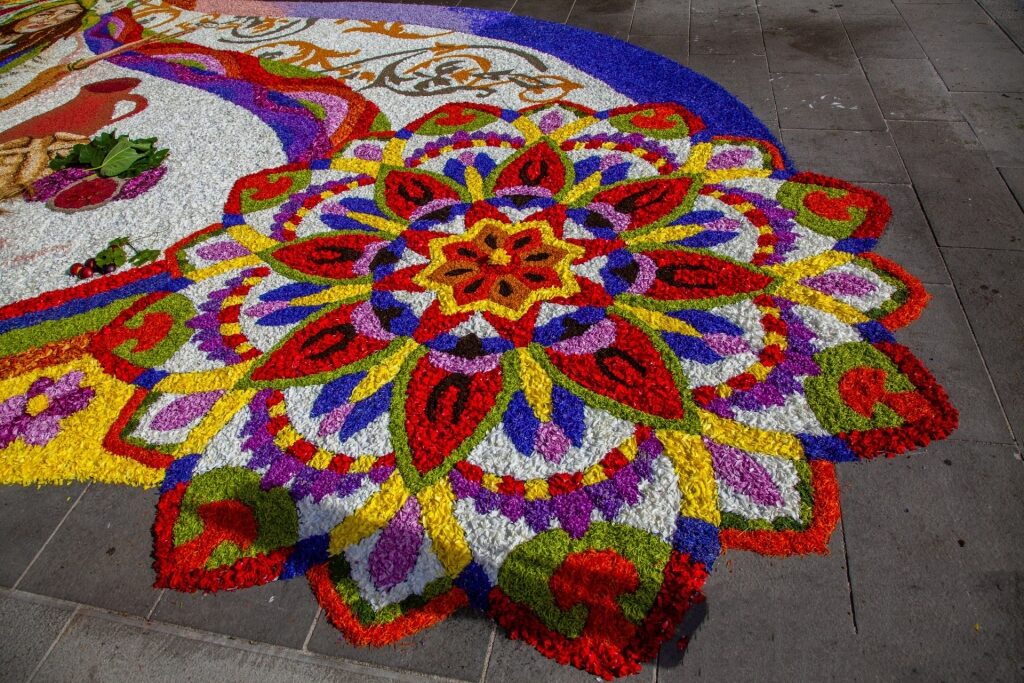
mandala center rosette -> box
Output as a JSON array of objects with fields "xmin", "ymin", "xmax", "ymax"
[{"xmin": 414, "ymin": 217, "xmax": 584, "ymax": 320}]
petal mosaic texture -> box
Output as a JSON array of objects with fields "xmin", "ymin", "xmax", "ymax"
[{"xmin": 0, "ymin": 1, "xmax": 957, "ymax": 679}]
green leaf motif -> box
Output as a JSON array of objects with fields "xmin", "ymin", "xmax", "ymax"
[
  {"xmin": 98, "ymin": 137, "xmax": 144, "ymax": 177},
  {"xmin": 129, "ymin": 249, "xmax": 161, "ymax": 266},
  {"xmin": 48, "ymin": 131, "xmax": 169, "ymax": 179}
]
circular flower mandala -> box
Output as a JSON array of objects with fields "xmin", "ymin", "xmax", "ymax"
[{"xmin": 92, "ymin": 101, "xmax": 956, "ymax": 679}]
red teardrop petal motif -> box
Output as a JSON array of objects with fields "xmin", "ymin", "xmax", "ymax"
[{"xmin": 546, "ymin": 315, "xmax": 686, "ymax": 420}]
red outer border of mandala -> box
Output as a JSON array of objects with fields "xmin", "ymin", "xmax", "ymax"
[
  {"xmin": 720, "ymin": 459, "xmax": 840, "ymax": 555},
  {"xmin": 487, "ymin": 551, "xmax": 708, "ymax": 681},
  {"xmin": 860, "ymin": 252, "xmax": 930, "ymax": 331},
  {"xmin": 840, "ymin": 342, "xmax": 959, "ymax": 459},
  {"xmin": 788, "ymin": 171, "xmax": 892, "ymax": 240},
  {"xmin": 152, "ymin": 482, "xmax": 292, "ymax": 591},
  {"xmin": 307, "ymin": 564, "xmax": 469, "ymax": 645}
]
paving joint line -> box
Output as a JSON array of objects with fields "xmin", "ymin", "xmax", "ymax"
[
  {"xmin": 145, "ymin": 589, "xmax": 166, "ymax": 621},
  {"xmin": 79, "ymin": 605, "xmax": 466, "ymax": 683},
  {"xmin": 910, "ymin": 195, "xmax": 1020, "ymax": 449},
  {"xmin": 971, "ymin": 0, "xmax": 1024, "ymax": 53},
  {"xmin": 301, "ymin": 606, "xmax": 322, "ymax": 651},
  {"xmin": 753, "ymin": 0, "xmax": 782, "ymax": 136},
  {"xmin": 838, "ymin": 513, "xmax": 859, "ymax": 635},
  {"xmin": 25, "ymin": 604, "xmax": 79, "ymax": 683},
  {"xmin": 564, "ymin": 0, "xmax": 578, "ymax": 25},
  {"xmin": 0, "ymin": 587, "xmax": 460, "ymax": 683},
  {"xmin": 477, "ymin": 625, "xmax": 497, "ymax": 683},
  {"xmin": 997, "ymin": 168, "xmax": 1024, "ymax": 215},
  {"xmin": 13, "ymin": 483, "xmax": 90, "ymax": 591}
]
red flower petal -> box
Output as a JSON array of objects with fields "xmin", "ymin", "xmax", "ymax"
[
  {"xmin": 589, "ymin": 177, "xmax": 692, "ymax": 231},
  {"xmin": 493, "ymin": 141, "xmax": 568, "ymax": 196},
  {"xmin": 546, "ymin": 315, "xmax": 687, "ymax": 421},
  {"xmin": 249, "ymin": 304, "xmax": 388, "ymax": 382},
  {"xmin": 383, "ymin": 170, "xmax": 461, "ymax": 220},
  {"xmin": 401, "ymin": 355, "xmax": 503, "ymax": 479},
  {"xmin": 640, "ymin": 249, "xmax": 774, "ymax": 301},
  {"xmin": 271, "ymin": 234, "xmax": 385, "ymax": 281}
]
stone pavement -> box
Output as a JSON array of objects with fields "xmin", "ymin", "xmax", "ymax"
[{"xmin": 3, "ymin": 0, "xmax": 1023, "ymax": 680}]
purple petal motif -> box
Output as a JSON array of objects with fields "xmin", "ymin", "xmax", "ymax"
[
  {"xmin": 150, "ymin": 391, "xmax": 224, "ymax": 431},
  {"xmin": 706, "ymin": 439, "xmax": 785, "ymax": 507},
  {"xmin": 369, "ymin": 496, "xmax": 424, "ymax": 591}
]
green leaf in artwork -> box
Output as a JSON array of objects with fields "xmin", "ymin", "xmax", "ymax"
[
  {"xmin": 48, "ymin": 131, "xmax": 169, "ymax": 179},
  {"xmin": 128, "ymin": 249, "xmax": 161, "ymax": 266},
  {"xmin": 97, "ymin": 137, "xmax": 145, "ymax": 177},
  {"xmin": 94, "ymin": 245, "xmax": 127, "ymax": 268}
]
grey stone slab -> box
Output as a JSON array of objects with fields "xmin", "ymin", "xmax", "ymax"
[
  {"xmin": 943, "ymin": 248, "xmax": 1024, "ymax": 445},
  {"xmin": 887, "ymin": 119, "xmax": 982, "ymax": 179},
  {"xmin": 0, "ymin": 590, "xmax": 74, "ymax": 683},
  {"xmin": 457, "ymin": 0, "xmax": 515, "ymax": 10},
  {"xmin": 567, "ymin": 0, "xmax": 635, "ymax": 36},
  {"xmin": 152, "ymin": 579, "xmax": 319, "ymax": 650},
  {"xmin": 760, "ymin": 9, "xmax": 860, "ymax": 74},
  {"xmin": 485, "ymin": 636, "xmax": 654, "ymax": 682},
  {"xmin": 631, "ymin": 0, "xmax": 689, "ymax": 36},
  {"xmin": 977, "ymin": 0, "xmax": 1024, "ymax": 50},
  {"xmin": 308, "ymin": 607, "xmax": 493, "ymax": 681},
  {"xmin": 629, "ymin": 34, "xmax": 688, "ymax": 66},
  {"xmin": 860, "ymin": 182, "xmax": 950, "ymax": 285},
  {"xmin": 838, "ymin": 440, "xmax": 1024, "ymax": 681},
  {"xmin": 689, "ymin": 0, "xmax": 765, "ymax": 56},
  {"xmin": 911, "ymin": 172, "xmax": 1024, "ymax": 251},
  {"xmin": 781, "ymin": 128, "xmax": 909, "ymax": 183},
  {"xmin": 862, "ymin": 58, "xmax": 962, "ymax": 121},
  {"xmin": 889, "ymin": 120, "xmax": 1024, "ymax": 250},
  {"xmin": 951, "ymin": 92, "xmax": 1024, "ymax": 168},
  {"xmin": 771, "ymin": 72, "xmax": 886, "ymax": 131},
  {"xmin": 34, "ymin": 611, "xmax": 411, "ymax": 683},
  {"xmin": 17, "ymin": 485, "xmax": 161, "ymax": 618},
  {"xmin": 0, "ymin": 484, "xmax": 83, "ymax": 587},
  {"xmin": 896, "ymin": 284, "xmax": 1014, "ymax": 444},
  {"xmin": 841, "ymin": 11, "xmax": 925, "ymax": 58},
  {"xmin": 832, "ymin": 0, "xmax": 899, "ymax": 15},
  {"xmin": 1000, "ymin": 166, "xmax": 1024, "ymax": 211},
  {"xmin": 898, "ymin": 3, "xmax": 1024, "ymax": 92},
  {"xmin": 661, "ymin": 530, "xmax": 856, "ymax": 680},
  {"xmin": 511, "ymin": 0, "xmax": 574, "ymax": 23},
  {"xmin": 688, "ymin": 54, "xmax": 779, "ymax": 135}
]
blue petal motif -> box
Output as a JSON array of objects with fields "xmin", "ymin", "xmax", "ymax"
[
  {"xmin": 662, "ymin": 332, "xmax": 723, "ymax": 364},
  {"xmin": 257, "ymin": 305, "xmax": 321, "ymax": 327},
  {"xmin": 503, "ymin": 391, "xmax": 540, "ymax": 456},
  {"xmin": 669, "ymin": 309, "xmax": 745, "ymax": 336},
  {"xmin": 339, "ymin": 384, "xmax": 392, "ymax": 441},
  {"xmin": 311, "ymin": 372, "xmax": 365, "ymax": 418},
  {"xmin": 678, "ymin": 230, "xmax": 738, "ymax": 248},
  {"xmin": 552, "ymin": 385, "xmax": 585, "ymax": 447},
  {"xmin": 259, "ymin": 282, "xmax": 325, "ymax": 301},
  {"xmin": 443, "ymin": 158, "xmax": 467, "ymax": 186}
]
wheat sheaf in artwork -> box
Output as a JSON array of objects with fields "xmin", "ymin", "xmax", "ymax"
[{"xmin": 0, "ymin": 1, "xmax": 956, "ymax": 679}]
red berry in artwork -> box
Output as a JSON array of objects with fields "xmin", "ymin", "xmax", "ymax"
[
  {"xmin": 69, "ymin": 263, "xmax": 83, "ymax": 276},
  {"xmin": 85, "ymin": 258, "xmax": 96, "ymax": 269},
  {"xmin": 52, "ymin": 177, "xmax": 119, "ymax": 211},
  {"xmin": 79, "ymin": 266, "xmax": 93, "ymax": 278},
  {"xmin": 102, "ymin": 264, "xmax": 116, "ymax": 274}
]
